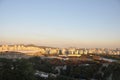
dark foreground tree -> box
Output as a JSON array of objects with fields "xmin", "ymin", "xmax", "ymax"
[
  {"xmin": 0, "ymin": 58, "xmax": 35, "ymax": 80},
  {"xmin": 103, "ymin": 63, "xmax": 120, "ymax": 80}
]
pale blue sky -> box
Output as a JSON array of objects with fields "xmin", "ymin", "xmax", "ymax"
[{"xmin": 0, "ymin": 0, "xmax": 120, "ymax": 48}]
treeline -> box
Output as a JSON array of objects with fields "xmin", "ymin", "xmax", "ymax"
[{"xmin": 0, "ymin": 57, "xmax": 120, "ymax": 80}]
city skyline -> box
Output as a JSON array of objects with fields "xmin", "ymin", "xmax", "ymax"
[{"xmin": 0, "ymin": 0, "xmax": 120, "ymax": 48}]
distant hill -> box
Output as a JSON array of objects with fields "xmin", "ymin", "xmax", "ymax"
[{"xmin": 0, "ymin": 44, "xmax": 57, "ymax": 49}]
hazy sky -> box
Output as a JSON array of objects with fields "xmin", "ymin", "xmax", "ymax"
[{"xmin": 0, "ymin": 0, "xmax": 120, "ymax": 48}]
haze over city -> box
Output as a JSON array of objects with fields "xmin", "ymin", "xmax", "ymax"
[{"xmin": 0, "ymin": 0, "xmax": 120, "ymax": 48}]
